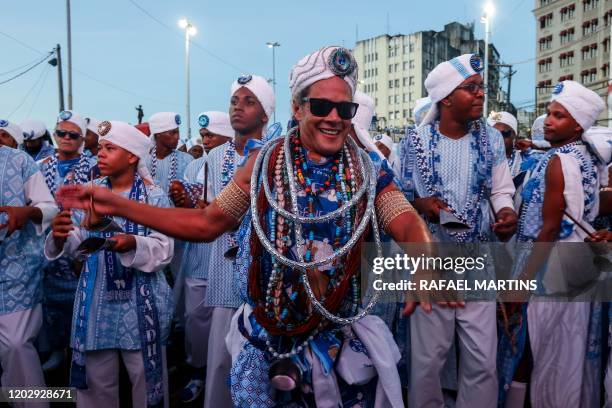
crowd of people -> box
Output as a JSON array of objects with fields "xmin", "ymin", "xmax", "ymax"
[{"xmin": 0, "ymin": 45, "xmax": 611, "ymax": 408}]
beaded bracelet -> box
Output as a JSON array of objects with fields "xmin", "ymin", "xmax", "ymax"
[
  {"xmin": 215, "ymin": 179, "xmax": 249, "ymax": 222},
  {"xmin": 375, "ymin": 189, "xmax": 416, "ymax": 233}
]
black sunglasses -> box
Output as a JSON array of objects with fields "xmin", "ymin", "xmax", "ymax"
[
  {"xmin": 500, "ymin": 129, "xmax": 514, "ymax": 138},
  {"xmin": 301, "ymin": 98, "xmax": 359, "ymax": 120},
  {"xmin": 55, "ymin": 129, "xmax": 81, "ymax": 140},
  {"xmin": 455, "ymin": 83, "xmax": 487, "ymax": 95}
]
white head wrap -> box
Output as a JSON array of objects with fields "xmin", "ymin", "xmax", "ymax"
[
  {"xmin": 421, "ymin": 54, "xmax": 484, "ymax": 126},
  {"xmin": 97, "ymin": 120, "xmax": 153, "ymax": 183},
  {"xmin": 20, "ymin": 118, "xmax": 47, "ymax": 141},
  {"xmin": 197, "ymin": 111, "xmax": 234, "ymax": 139},
  {"xmin": 413, "ymin": 97, "xmax": 432, "ymax": 127},
  {"xmin": 487, "ymin": 111, "xmax": 518, "ymax": 134},
  {"xmin": 230, "ymin": 75, "xmax": 275, "ymax": 120},
  {"xmin": 0, "ymin": 119, "xmax": 24, "ymax": 145},
  {"xmin": 351, "ymin": 91, "xmax": 384, "ymax": 159},
  {"xmin": 289, "ymin": 46, "xmax": 358, "ymax": 99},
  {"xmin": 550, "ymin": 80, "xmax": 605, "ymax": 132},
  {"xmin": 530, "ymin": 114, "xmax": 551, "ymax": 148},
  {"xmin": 86, "ymin": 117, "xmax": 102, "ymax": 136},
  {"xmin": 149, "ymin": 112, "xmax": 181, "ymax": 136},
  {"xmin": 56, "ymin": 110, "xmax": 87, "ymax": 136},
  {"xmin": 373, "ymin": 133, "xmax": 397, "ymax": 165}
]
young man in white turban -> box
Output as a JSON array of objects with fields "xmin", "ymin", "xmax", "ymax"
[
  {"xmin": 170, "ymin": 111, "xmax": 233, "ymax": 403},
  {"xmin": 0, "ymin": 125, "xmax": 57, "ymax": 408},
  {"xmin": 84, "ymin": 117, "xmax": 101, "ymax": 158},
  {"xmin": 46, "ymin": 121, "xmax": 173, "ymax": 408},
  {"xmin": 512, "ymin": 80, "xmax": 608, "ymax": 408},
  {"xmin": 397, "ymin": 54, "xmax": 517, "ymax": 407},
  {"xmin": 20, "ymin": 118, "xmax": 55, "ymax": 161},
  {"xmin": 39, "ymin": 110, "xmax": 99, "ymax": 371},
  {"xmin": 0, "ymin": 119, "xmax": 24, "ymax": 149},
  {"xmin": 56, "ymin": 46, "xmax": 433, "ymax": 408}
]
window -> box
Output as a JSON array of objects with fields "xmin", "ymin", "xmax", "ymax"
[
  {"xmin": 388, "ymin": 96, "xmax": 393, "ymax": 104},
  {"xmin": 403, "ymin": 62, "xmax": 408, "ymax": 70},
  {"xmin": 539, "ymin": 13, "xmax": 553, "ymax": 29},
  {"xmin": 540, "ymin": 0, "xmax": 551, "ymax": 5},
  {"xmin": 409, "ymin": 60, "xmax": 415, "ymax": 69},
  {"xmin": 395, "ymin": 63, "xmax": 399, "ymax": 72},
  {"xmin": 409, "ymin": 44, "xmax": 414, "ymax": 52},
  {"xmin": 403, "ymin": 109, "xmax": 408, "ymax": 119},
  {"xmin": 583, "ymin": 19, "xmax": 599, "ymax": 35},
  {"xmin": 581, "ymin": 44, "xmax": 598, "ymax": 59},
  {"xmin": 539, "ymin": 35, "xmax": 553, "ymax": 51},
  {"xmin": 560, "ymin": 5, "xmax": 576, "ymax": 21},
  {"xmin": 581, "ymin": 68, "xmax": 598, "ymax": 83},
  {"xmin": 602, "ymin": 63, "xmax": 610, "ymax": 78},
  {"xmin": 395, "ymin": 111, "xmax": 400, "ymax": 120},
  {"xmin": 560, "ymin": 28, "xmax": 575, "ymax": 44},
  {"xmin": 394, "ymin": 95, "xmax": 399, "ymax": 104},
  {"xmin": 403, "ymin": 77, "xmax": 408, "ymax": 87},
  {"xmin": 604, "ymin": 37, "xmax": 610, "ymax": 53},
  {"xmin": 584, "ymin": 0, "xmax": 599, "ymax": 12},
  {"xmin": 538, "ymin": 57, "xmax": 552, "ymax": 72},
  {"xmin": 409, "ymin": 76, "xmax": 415, "ymax": 85},
  {"xmin": 403, "ymin": 94, "xmax": 409, "ymax": 103},
  {"xmin": 559, "ymin": 51, "xmax": 575, "ymax": 67},
  {"xmin": 388, "ymin": 80, "xmax": 393, "ymax": 89},
  {"xmin": 409, "ymin": 92, "xmax": 414, "ymax": 101},
  {"xmin": 388, "ymin": 65, "xmax": 393, "ymax": 74}
]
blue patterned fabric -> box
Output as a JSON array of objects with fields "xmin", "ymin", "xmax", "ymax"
[
  {"xmin": 68, "ymin": 182, "xmax": 174, "ymax": 351},
  {"xmin": 204, "ymin": 142, "xmax": 241, "ymax": 308},
  {"xmin": 496, "ymin": 303, "xmax": 528, "ymax": 407},
  {"xmin": 145, "ymin": 150, "xmax": 193, "ymax": 193},
  {"xmin": 0, "ymin": 146, "xmax": 45, "ymax": 315},
  {"xmin": 179, "ymin": 156, "xmax": 210, "ymax": 280}
]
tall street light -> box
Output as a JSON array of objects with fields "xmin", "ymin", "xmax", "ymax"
[
  {"xmin": 266, "ymin": 41, "xmax": 280, "ymax": 122},
  {"xmin": 481, "ymin": 2, "xmax": 494, "ymax": 118},
  {"xmin": 179, "ymin": 18, "xmax": 197, "ymax": 140}
]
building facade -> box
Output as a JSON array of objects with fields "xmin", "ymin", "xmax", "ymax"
[
  {"xmin": 353, "ymin": 22, "xmax": 503, "ymax": 131},
  {"xmin": 534, "ymin": 0, "xmax": 611, "ymax": 122}
]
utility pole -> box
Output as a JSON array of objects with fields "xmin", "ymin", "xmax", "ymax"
[
  {"xmin": 491, "ymin": 63, "xmax": 517, "ymax": 111},
  {"xmin": 66, "ymin": 0, "xmax": 73, "ymax": 109},
  {"xmin": 48, "ymin": 44, "xmax": 65, "ymax": 112}
]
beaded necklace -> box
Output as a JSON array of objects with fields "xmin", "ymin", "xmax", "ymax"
[
  {"xmin": 410, "ymin": 120, "xmax": 493, "ymax": 242},
  {"xmin": 261, "ymin": 133, "xmax": 360, "ymax": 358},
  {"xmin": 43, "ymin": 153, "xmax": 92, "ymax": 196},
  {"xmin": 221, "ymin": 141, "xmax": 237, "ymax": 248},
  {"xmin": 149, "ymin": 145, "xmax": 178, "ymax": 185}
]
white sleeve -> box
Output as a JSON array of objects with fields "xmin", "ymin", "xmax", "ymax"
[
  {"xmin": 24, "ymin": 171, "xmax": 58, "ymax": 235},
  {"xmin": 490, "ymin": 160, "xmax": 516, "ymax": 212},
  {"xmin": 118, "ymin": 231, "xmax": 174, "ymax": 273},
  {"xmin": 44, "ymin": 226, "xmax": 87, "ymax": 261}
]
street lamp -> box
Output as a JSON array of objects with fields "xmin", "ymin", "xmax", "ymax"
[
  {"xmin": 481, "ymin": 2, "xmax": 494, "ymax": 118},
  {"xmin": 179, "ymin": 18, "xmax": 197, "ymax": 139},
  {"xmin": 266, "ymin": 41, "xmax": 280, "ymax": 122}
]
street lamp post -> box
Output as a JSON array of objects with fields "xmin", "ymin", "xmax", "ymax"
[
  {"xmin": 481, "ymin": 2, "xmax": 494, "ymax": 118},
  {"xmin": 179, "ymin": 18, "xmax": 197, "ymax": 140},
  {"xmin": 266, "ymin": 42, "xmax": 280, "ymax": 122}
]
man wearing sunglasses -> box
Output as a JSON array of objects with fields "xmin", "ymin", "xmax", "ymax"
[
  {"xmin": 57, "ymin": 46, "xmax": 432, "ymax": 407},
  {"xmin": 397, "ymin": 54, "xmax": 517, "ymax": 408},
  {"xmin": 38, "ymin": 110, "xmax": 98, "ymax": 372}
]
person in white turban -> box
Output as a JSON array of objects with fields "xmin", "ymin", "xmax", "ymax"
[
  {"xmin": 54, "ymin": 46, "xmax": 433, "ymax": 408},
  {"xmin": 413, "ymin": 96, "xmax": 432, "ymax": 127},
  {"xmin": 351, "ymin": 90, "xmax": 384, "ymax": 159},
  {"xmin": 37, "ymin": 110, "xmax": 98, "ymax": 373},
  {"xmin": 45, "ymin": 120, "xmax": 173, "ymax": 408},
  {"xmin": 396, "ymin": 54, "xmax": 517, "ymax": 408},
  {"xmin": 515, "ymin": 80, "xmax": 607, "ymax": 408},
  {"xmin": 20, "ymin": 118, "xmax": 55, "ymax": 161},
  {"xmin": 487, "ymin": 111, "xmax": 523, "ymax": 177},
  {"xmin": 0, "ymin": 119, "xmax": 24, "ymax": 148},
  {"xmin": 84, "ymin": 117, "xmax": 102, "ymax": 158}
]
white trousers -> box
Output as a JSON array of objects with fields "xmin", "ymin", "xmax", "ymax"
[
  {"xmin": 184, "ymin": 277, "xmax": 213, "ymax": 368},
  {"xmin": 0, "ymin": 305, "xmax": 48, "ymax": 408},
  {"xmin": 204, "ymin": 307, "xmax": 236, "ymax": 408},
  {"xmin": 409, "ymin": 302, "xmax": 498, "ymax": 408},
  {"xmin": 76, "ymin": 348, "xmax": 169, "ymax": 408},
  {"xmin": 528, "ymin": 301, "xmax": 590, "ymax": 408}
]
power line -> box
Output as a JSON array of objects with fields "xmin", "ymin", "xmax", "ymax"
[
  {"xmin": 0, "ymin": 29, "xmax": 179, "ymax": 107},
  {"xmin": 127, "ymin": 0, "xmax": 247, "ymax": 73},
  {"xmin": 0, "ymin": 52, "xmax": 53, "ymax": 86},
  {"xmin": 0, "ymin": 56, "xmax": 48, "ymax": 76},
  {"xmin": 8, "ymin": 65, "xmax": 51, "ymax": 118},
  {"xmin": 27, "ymin": 65, "xmax": 52, "ymax": 117}
]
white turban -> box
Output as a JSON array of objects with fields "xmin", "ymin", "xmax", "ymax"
[
  {"xmin": 230, "ymin": 75, "xmax": 275, "ymax": 120},
  {"xmin": 20, "ymin": 118, "xmax": 47, "ymax": 140},
  {"xmin": 351, "ymin": 91, "xmax": 384, "ymax": 160},
  {"xmin": 413, "ymin": 97, "xmax": 432, "ymax": 127},
  {"xmin": 487, "ymin": 111, "xmax": 518, "ymax": 134},
  {"xmin": 550, "ymin": 80, "xmax": 605, "ymax": 132},
  {"xmin": 0, "ymin": 119, "xmax": 24, "ymax": 145},
  {"xmin": 373, "ymin": 133, "xmax": 397, "ymax": 165},
  {"xmin": 421, "ymin": 54, "xmax": 484, "ymax": 126},
  {"xmin": 197, "ymin": 111, "xmax": 234, "ymax": 139},
  {"xmin": 56, "ymin": 110, "xmax": 87, "ymax": 136},
  {"xmin": 149, "ymin": 112, "xmax": 181, "ymax": 136},
  {"xmin": 86, "ymin": 117, "xmax": 102, "ymax": 136},
  {"xmin": 530, "ymin": 114, "xmax": 551, "ymax": 148},
  {"xmin": 98, "ymin": 120, "xmax": 153, "ymax": 183},
  {"xmin": 289, "ymin": 46, "xmax": 358, "ymax": 99}
]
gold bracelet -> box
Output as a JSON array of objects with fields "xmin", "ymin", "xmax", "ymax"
[
  {"xmin": 215, "ymin": 179, "xmax": 250, "ymax": 222},
  {"xmin": 375, "ymin": 189, "xmax": 416, "ymax": 233}
]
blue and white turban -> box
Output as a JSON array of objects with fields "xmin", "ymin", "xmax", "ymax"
[{"xmin": 421, "ymin": 54, "xmax": 484, "ymax": 125}]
